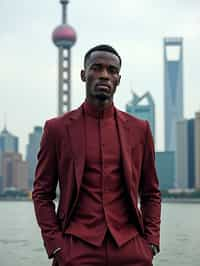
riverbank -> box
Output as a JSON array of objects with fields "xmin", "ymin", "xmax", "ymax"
[
  {"xmin": 162, "ymin": 197, "xmax": 200, "ymax": 203},
  {"xmin": 1, "ymin": 197, "xmax": 200, "ymax": 203},
  {"xmin": 0, "ymin": 197, "xmax": 32, "ymax": 202}
]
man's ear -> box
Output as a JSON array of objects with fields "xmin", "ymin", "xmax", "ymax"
[
  {"xmin": 81, "ymin": 70, "xmax": 86, "ymax": 82},
  {"xmin": 117, "ymin": 75, "xmax": 121, "ymax": 86}
]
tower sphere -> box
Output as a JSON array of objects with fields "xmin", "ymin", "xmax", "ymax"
[{"xmin": 52, "ymin": 24, "xmax": 76, "ymax": 48}]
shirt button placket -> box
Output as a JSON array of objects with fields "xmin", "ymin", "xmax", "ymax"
[{"xmin": 100, "ymin": 119, "xmax": 108, "ymax": 225}]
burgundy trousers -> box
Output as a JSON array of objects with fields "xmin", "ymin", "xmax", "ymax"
[{"xmin": 52, "ymin": 232, "xmax": 153, "ymax": 266}]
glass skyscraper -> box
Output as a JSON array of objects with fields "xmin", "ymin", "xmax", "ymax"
[
  {"xmin": 176, "ymin": 119, "xmax": 195, "ymax": 189},
  {"xmin": 164, "ymin": 37, "xmax": 184, "ymax": 151},
  {"xmin": 195, "ymin": 112, "xmax": 200, "ymax": 189},
  {"xmin": 0, "ymin": 126, "xmax": 19, "ymax": 192},
  {"xmin": 26, "ymin": 126, "xmax": 43, "ymax": 190},
  {"xmin": 0, "ymin": 126, "xmax": 18, "ymax": 153}
]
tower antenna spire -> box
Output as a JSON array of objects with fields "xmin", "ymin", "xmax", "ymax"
[
  {"xmin": 60, "ymin": 0, "xmax": 69, "ymax": 24},
  {"xmin": 3, "ymin": 112, "xmax": 7, "ymax": 130}
]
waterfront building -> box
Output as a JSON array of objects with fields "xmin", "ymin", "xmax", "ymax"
[
  {"xmin": 0, "ymin": 126, "xmax": 18, "ymax": 153},
  {"xmin": 164, "ymin": 37, "xmax": 184, "ymax": 151},
  {"xmin": 126, "ymin": 91, "xmax": 155, "ymax": 141},
  {"xmin": 176, "ymin": 119, "xmax": 195, "ymax": 189},
  {"xmin": 0, "ymin": 153, "xmax": 2, "ymax": 193},
  {"xmin": 26, "ymin": 126, "xmax": 43, "ymax": 189},
  {"xmin": 195, "ymin": 111, "xmax": 200, "ymax": 188},
  {"xmin": 0, "ymin": 175, "xmax": 3, "ymax": 194},
  {"xmin": 155, "ymin": 151, "xmax": 175, "ymax": 190},
  {"xmin": 176, "ymin": 120, "xmax": 188, "ymax": 188},
  {"xmin": 2, "ymin": 152, "xmax": 28, "ymax": 191},
  {"xmin": 0, "ymin": 126, "xmax": 19, "ymax": 182},
  {"xmin": 188, "ymin": 119, "xmax": 196, "ymax": 188}
]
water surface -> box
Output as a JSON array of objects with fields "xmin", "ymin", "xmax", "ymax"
[{"xmin": 0, "ymin": 201, "xmax": 199, "ymax": 266}]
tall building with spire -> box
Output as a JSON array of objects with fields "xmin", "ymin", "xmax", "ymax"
[
  {"xmin": 164, "ymin": 37, "xmax": 184, "ymax": 151},
  {"xmin": 52, "ymin": 0, "xmax": 77, "ymax": 115},
  {"xmin": 126, "ymin": 91, "xmax": 155, "ymax": 141},
  {"xmin": 0, "ymin": 126, "xmax": 19, "ymax": 180},
  {"xmin": 0, "ymin": 126, "xmax": 18, "ymax": 153}
]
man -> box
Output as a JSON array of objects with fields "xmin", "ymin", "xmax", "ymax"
[{"xmin": 33, "ymin": 44, "xmax": 161, "ymax": 266}]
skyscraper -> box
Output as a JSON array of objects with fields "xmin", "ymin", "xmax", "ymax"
[
  {"xmin": 0, "ymin": 126, "xmax": 18, "ymax": 153},
  {"xmin": 52, "ymin": 0, "xmax": 77, "ymax": 115},
  {"xmin": 175, "ymin": 120, "xmax": 188, "ymax": 188},
  {"xmin": 0, "ymin": 126, "xmax": 18, "ymax": 180},
  {"xmin": 26, "ymin": 126, "xmax": 43, "ymax": 190},
  {"xmin": 175, "ymin": 119, "xmax": 195, "ymax": 189},
  {"xmin": 164, "ymin": 37, "xmax": 184, "ymax": 151},
  {"xmin": 126, "ymin": 91, "xmax": 155, "ymax": 140},
  {"xmin": 195, "ymin": 111, "xmax": 200, "ymax": 188},
  {"xmin": 188, "ymin": 119, "xmax": 195, "ymax": 189}
]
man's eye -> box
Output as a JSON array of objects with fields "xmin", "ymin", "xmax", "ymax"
[
  {"xmin": 109, "ymin": 67, "xmax": 118, "ymax": 74},
  {"xmin": 91, "ymin": 65, "xmax": 101, "ymax": 71}
]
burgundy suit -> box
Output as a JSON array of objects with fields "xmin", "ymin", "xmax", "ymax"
[{"xmin": 32, "ymin": 103, "xmax": 161, "ymax": 265}]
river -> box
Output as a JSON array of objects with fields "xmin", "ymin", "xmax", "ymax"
[{"xmin": 0, "ymin": 201, "xmax": 199, "ymax": 266}]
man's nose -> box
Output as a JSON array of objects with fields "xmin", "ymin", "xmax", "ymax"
[{"xmin": 99, "ymin": 68, "xmax": 109, "ymax": 79}]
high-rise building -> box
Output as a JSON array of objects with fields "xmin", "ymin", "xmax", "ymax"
[
  {"xmin": 176, "ymin": 120, "xmax": 188, "ymax": 189},
  {"xmin": 175, "ymin": 119, "xmax": 195, "ymax": 189},
  {"xmin": 52, "ymin": 0, "xmax": 77, "ymax": 115},
  {"xmin": 0, "ymin": 126, "xmax": 18, "ymax": 153},
  {"xmin": 0, "ymin": 175, "xmax": 3, "ymax": 194},
  {"xmin": 164, "ymin": 37, "xmax": 184, "ymax": 151},
  {"xmin": 0, "ymin": 126, "xmax": 19, "ymax": 180},
  {"xmin": 195, "ymin": 111, "xmax": 200, "ymax": 188},
  {"xmin": 126, "ymin": 91, "xmax": 155, "ymax": 140},
  {"xmin": 2, "ymin": 152, "xmax": 28, "ymax": 191},
  {"xmin": 155, "ymin": 151, "xmax": 175, "ymax": 190},
  {"xmin": 26, "ymin": 126, "xmax": 43, "ymax": 190},
  {"xmin": 188, "ymin": 119, "xmax": 196, "ymax": 188}
]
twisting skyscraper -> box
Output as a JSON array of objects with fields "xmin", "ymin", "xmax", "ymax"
[
  {"xmin": 164, "ymin": 37, "xmax": 184, "ymax": 151},
  {"xmin": 52, "ymin": 0, "xmax": 77, "ymax": 115}
]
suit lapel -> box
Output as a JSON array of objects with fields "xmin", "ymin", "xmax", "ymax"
[
  {"xmin": 116, "ymin": 110, "xmax": 133, "ymax": 192},
  {"xmin": 66, "ymin": 106, "xmax": 85, "ymax": 192}
]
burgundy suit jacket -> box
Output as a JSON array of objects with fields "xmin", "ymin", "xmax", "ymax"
[{"xmin": 32, "ymin": 104, "xmax": 161, "ymax": 258}]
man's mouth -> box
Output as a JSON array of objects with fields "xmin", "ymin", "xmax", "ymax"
[{"xmin": 96, "ymin": 83, "xmax": 111, "ymax": 92}]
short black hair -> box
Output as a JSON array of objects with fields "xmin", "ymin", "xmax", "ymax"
[{"xmin": 84, "ymin": 44, "xmax": 121, "ymax": 68}]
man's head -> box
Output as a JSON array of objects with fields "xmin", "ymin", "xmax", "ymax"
[{"xmin": 81, "ymin": 44, "xmax": 121, "ymax": 106}]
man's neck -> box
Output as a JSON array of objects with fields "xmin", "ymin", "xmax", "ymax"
[{"xmin": 86, "ymin": 98, "xmax": 113, "ymax": 111}]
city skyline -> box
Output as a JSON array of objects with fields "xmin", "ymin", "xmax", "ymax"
[{"xmin": 0, "ymin": 0, "xmax": 200, "ymax": 156}]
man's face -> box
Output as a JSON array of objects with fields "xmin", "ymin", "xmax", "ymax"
[{"xmin": 81, "ymin": 51, "xmax": 121, "ymax": 103}]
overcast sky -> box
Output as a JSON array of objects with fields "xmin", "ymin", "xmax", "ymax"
[{"xmin": 0, "ymin": 0, "xmax": 200, "ymax": 156}]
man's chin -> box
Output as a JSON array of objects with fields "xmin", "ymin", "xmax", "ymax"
[{"xmin": 95, "ymin": 93, "xmax": 110, "ymax": 101}]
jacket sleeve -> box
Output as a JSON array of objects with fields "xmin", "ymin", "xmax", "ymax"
[
  {"xmin": 32, "ymin": 121, "xmax": 65, "ymax": 258},
  {"xmin": 139, "ymin": 121, "xmax": 161, "ymax": 250}
]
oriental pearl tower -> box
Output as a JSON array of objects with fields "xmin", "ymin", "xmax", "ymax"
[{"xmin": 52, "ymin": 0, "xmax": 77, "ymax": 115}]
